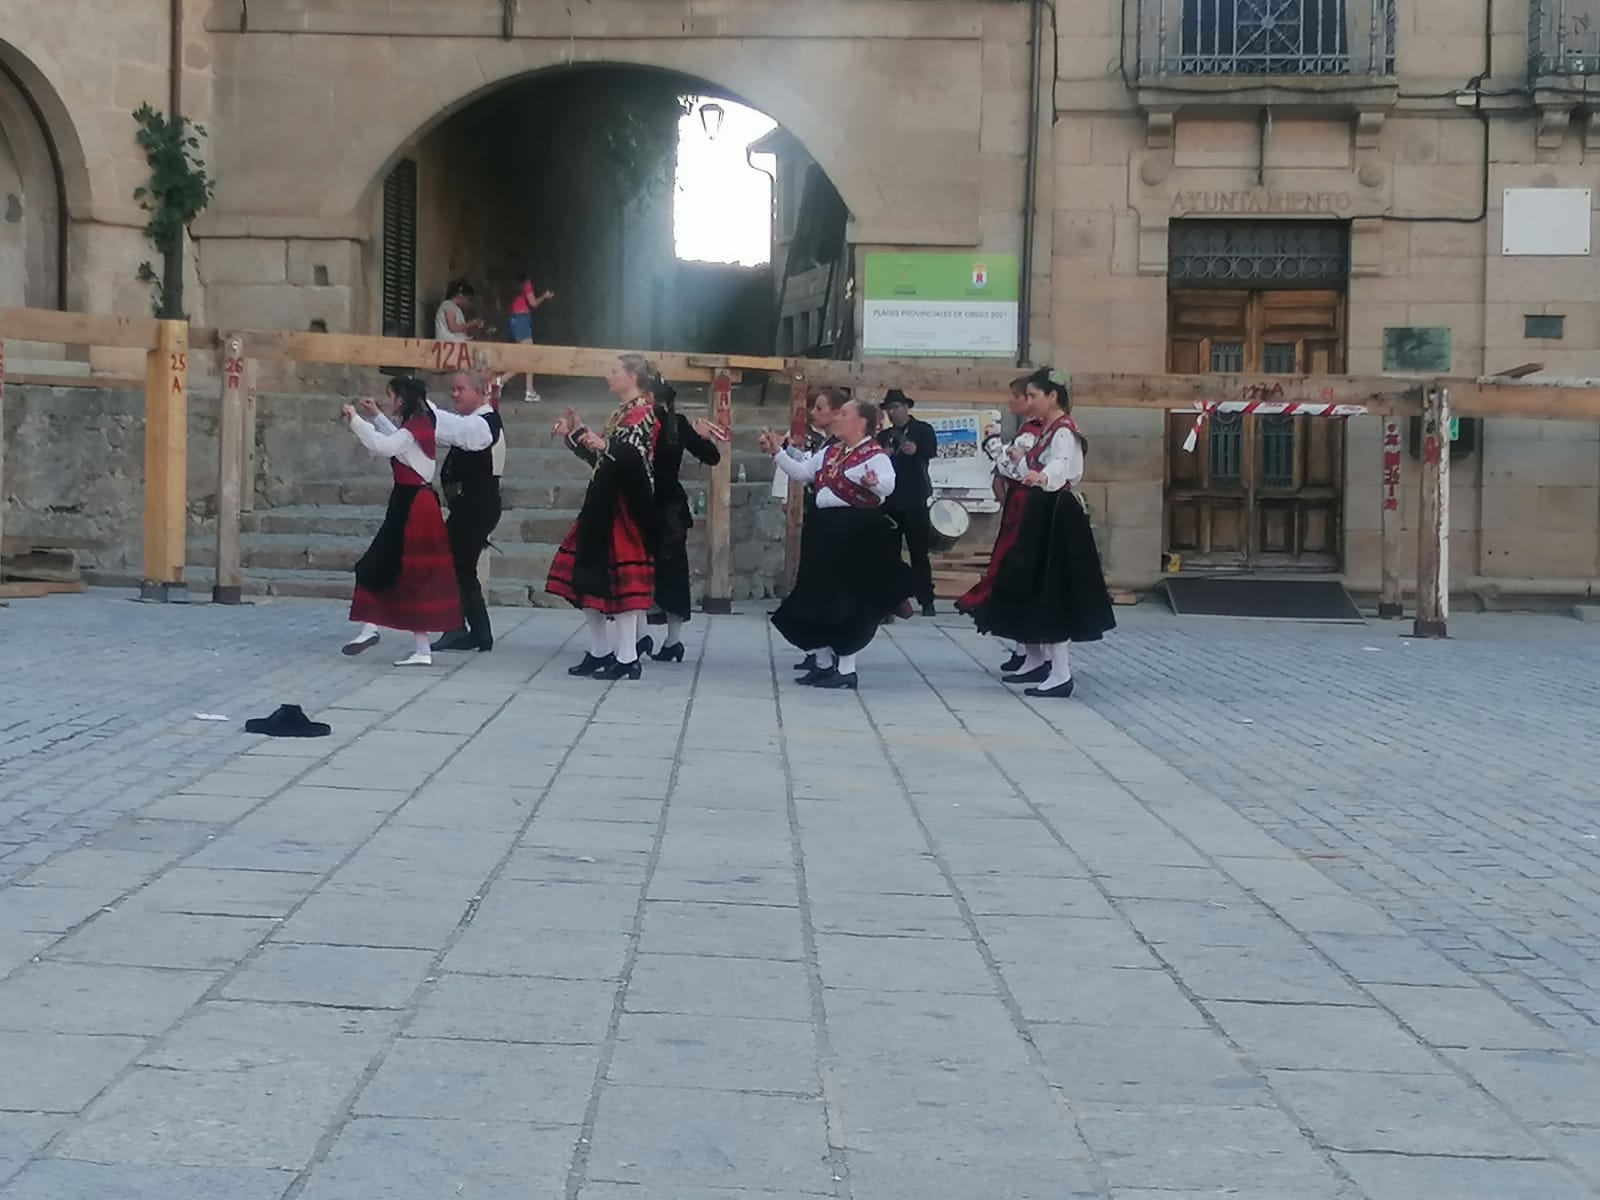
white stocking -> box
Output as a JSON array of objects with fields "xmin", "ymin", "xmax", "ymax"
[
  {"xmin": 1020, "ymin": 644, "xmax": 1048, "ymax": 672},
  {"xmin": 663, "ymin": 616, "xmax": 685, "ymax": 649},
  {"xmin": 1042, "ymin": 641, "xmax": 1073, "ymax": 689},
  {"xmin": 413, "ymin": 632, "xmax": 431, "ymax": 657},
  {"xmin": 815, "ymin": 648, "xmax": 836, "ymax": 670},
  {"xmin": 614, "ymin": 611, "xmax": 643, "ymax": 664},
  {"xmin": 835, "ymin": 651, "xmax": 858, "ymax": 675},
  {"xmin": 349, "ymin": 622, "xmax": 379, "ymax": 642},
  {"xmin": 584, "ymin": 610, "xmax": 610, "ymax": 657}
]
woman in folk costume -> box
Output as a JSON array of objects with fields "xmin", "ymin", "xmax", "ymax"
[
  {"xmin": 638, "ymin": 376, "xmax": 729, "ymax": 663},
  {"xmin": 962, "ymin": 367, "xmax": 1115, "ymax": 699},
  {"xmin": 957, "ymin": 375, "xmax": 1045, "ymax": 673},
  {"xmin": 546, "ymin": 354, "xmax": 661, "ymax": 681},
  {"xmin": 764, "ymin": 395, "xmax": 915, "ymax": 691},
  {"xmin": 340, "ymin": 376, "xmax": 462, "ymax": 667}
]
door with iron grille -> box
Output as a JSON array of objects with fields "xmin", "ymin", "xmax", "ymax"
[{"xmin": 1165, "ymin": 288, "xmax": 1346, "ymax": 569}]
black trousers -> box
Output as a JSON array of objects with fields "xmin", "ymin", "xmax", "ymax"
[
  {"xmin": 892, "ymin": 503, "xmax": 935, "ymax": 607},
  {"xmin": 445, "ymin": 483, "xmax": 502, "ymax": 642}
]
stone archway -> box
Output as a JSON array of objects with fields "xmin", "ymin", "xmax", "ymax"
[{"xmin": 0, "ymin": 39, "xmax": 93, "ymax": 310}]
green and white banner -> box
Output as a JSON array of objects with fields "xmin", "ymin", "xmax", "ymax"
[{"xmin": 863, "ymin": 253, "xmax": 1019, "ymax": 359}]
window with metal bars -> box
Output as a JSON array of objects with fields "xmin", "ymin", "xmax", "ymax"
[
  {"xmin": 1170, "ymin": 221, "xmax": 1349, "ymax": 287},
  {"xmin": 381, "ymin": 160, "xmax": 418, "ymax": 337}
]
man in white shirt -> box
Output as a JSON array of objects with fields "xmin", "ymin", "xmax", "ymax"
[{"xmin": 430, "ymin": 371, "xmax": 504, "ymax": 652}]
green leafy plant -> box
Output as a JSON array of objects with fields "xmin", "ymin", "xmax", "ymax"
[{"xmin": 132, "ymin": 103, "xmax": 215, "ymax": 317}]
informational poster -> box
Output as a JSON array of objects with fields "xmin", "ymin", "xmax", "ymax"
[
  {"xmin": 924, "ymin": 409, "xmax": 1003, "ymax": 513},
  {"xmin": 863, "ymin": 254, "xmax": 1019, "ymax": 358}
]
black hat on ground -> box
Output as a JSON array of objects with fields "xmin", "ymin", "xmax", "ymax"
[
  {"xmin": 884, "ymin": 389, "xmax": 914, "ymax": 409},
  {"xmin": 244, "ymin": 704, "xmax": 331, "ymax": 738}
]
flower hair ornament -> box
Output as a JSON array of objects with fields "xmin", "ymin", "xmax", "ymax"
[{"xmin": 1048, "ymin": 368, "xmax": 1071, "ymax": 389}]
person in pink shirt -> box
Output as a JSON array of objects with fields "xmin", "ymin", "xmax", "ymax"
[{"xmin": 506, "ymin": 269, "xmax": 555, "ymax": 402}]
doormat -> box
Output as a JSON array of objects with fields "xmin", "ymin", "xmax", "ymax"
[{"xmin": 1159, "ymin": 576, "xmax": 1365, "ymax": 623}]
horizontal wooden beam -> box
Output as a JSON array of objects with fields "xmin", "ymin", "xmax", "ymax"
[
  {"xmin": 0, "ymin": 308, "xmax": 161, "ymax": 351},
  {"xmin": 1446, "ymin": 381, "xmax": 1600, "ymax": 421},
  {"xmin": 214, "ymin": 329, "xmax": 783, "ymax": 383}
]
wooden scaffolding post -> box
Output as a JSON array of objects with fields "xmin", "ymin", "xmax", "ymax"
[
  {"xmin": 141, "ymin": 320, "xmax": 190, "ymax": 601},
  {"xmin": 782, "ymin": 374, "xmax": 810, "ymax": 592},
  {"xmin": 213, "ymin": 334, "xmax": 246, "ymax": 604},
  {"xmin": 1413, "ymin": 386, "xmax": 1450, "ymax": 638},
  {"xmin": 239, "ymin": 357, "xmax": 259, "ymax": 514},
  {"xmin": 702, "ymin": 369, "xmax": 735, "ymax": 614},
  {"xmin": 1378, "ymin": 416, "xmax": 1404, "ymax": 618}
]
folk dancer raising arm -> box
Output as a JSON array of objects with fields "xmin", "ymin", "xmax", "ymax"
[
  {"xmin": 764, "ymin": 397, "xmax": 914, "ymax": 691},
  {"xmin": 340, "ymin": 377, "xmax": 462, "ymax": 667},
  {"xmin": 545, "ymin": 355, "xmax": 662, "ymax": 682},
  {"xmin": 640, "ymin": 376, "xmax": 729, "ymax": 663},
  {"xmin": 957, "ymin": 375, "xmax": 1043, "ymax": 673},
  {"xmin": 961, "ymin": 367, "xmax": 1115, "ymax": 698}
]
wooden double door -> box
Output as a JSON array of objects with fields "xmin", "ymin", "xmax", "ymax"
[{"xmin": 1165, "ymin": 289, "xmax": 1346, "ymax": 570}]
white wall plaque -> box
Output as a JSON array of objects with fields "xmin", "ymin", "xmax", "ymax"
[{"xmin": 1502, "ymin": 188, "xmax": 1592, "ymax": 256}]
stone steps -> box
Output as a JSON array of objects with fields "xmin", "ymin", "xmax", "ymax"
[
  {"xmin": 190, "ymin": 530, "xmax": 562, "ymax": 581},
  {"xmin": 242, "ymin": 504, "xmax": 581, "ymax": 544}
]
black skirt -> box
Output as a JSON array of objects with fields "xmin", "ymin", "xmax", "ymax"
[
  {"xmin": 651, "ymin": 493, "xmax": 694, "ymax": 622},
  {"xmin": 771, "ymin": 506, "xmax": 914, "ymax": 656},
  {"xmin": 352, "ymin": 484, "xmax": 419, "ymax": 593},
  {"xmin": 965, "ymin": 488, "xmax": 1115, "ymax": 646}
]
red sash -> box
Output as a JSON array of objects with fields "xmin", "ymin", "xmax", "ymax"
[
  {"xmin": 1025, "ymin": 414, "xmax": 1082, "ymax": 473},
  {"xmin": 816, "ymin": 440, "xmax": 885, "ymax": 509}
]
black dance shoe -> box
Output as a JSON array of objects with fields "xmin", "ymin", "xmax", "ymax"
[
  {"xmin": 794, "ymin": 654, "xmax": 818, "ymax": 672},
  {"xmin": 568, "ymin": 653, "xmax": 614, "ymax": 677},
  {"xmin": 921, "ymin": 602, "xmax": 938, "ymax": 618},
  {"xmin": 1002, "ymin": 664, "xmax": 1050, "ymax": 685},
  {"xmin": 651, "ymin": 642, "xmax": 686, "ymax": 663},
  {"xmin": 798, "ymin": 666, "xmax": 836, "ymax": 686},
  {"xmin": 594, "ymin": 658, "xmax": 643, "ymax": 682},
  {"xmin": 1025, "ymin": 678, "xmax": 1075, "ymax": 699},
  {"xmin": 430, "ymin": 628, "xmax": 478, "ymax": 653},
  {"xmin": 813, "ymin": 671, "xmax": 859, "ymax": 691},
  {"xmin": 1000, "ymin": 651, "xmax": 1026, "ymax": 673},
  {"xmin": 636, "ymin": 636, "xmax": 655, "ymax": 658}
]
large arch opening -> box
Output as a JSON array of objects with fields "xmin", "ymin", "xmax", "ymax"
[
  {"xmin": 0, "ymin": 41, "xmax": 90, "ymax": 311},
  {"xmin": 368, "ymin": 64, "xmax": 850, "ymax": 363}
]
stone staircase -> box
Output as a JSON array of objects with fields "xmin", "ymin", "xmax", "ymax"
[{"xmin": 186, "ymin": 396, "xmax": 788, "ymax": 606}]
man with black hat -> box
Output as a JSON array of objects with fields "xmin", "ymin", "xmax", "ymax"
[{"xmin": 878, "ymin": 389, "xmax": 939, "ymax": 617}]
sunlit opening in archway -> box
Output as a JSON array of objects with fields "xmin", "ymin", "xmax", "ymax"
[{"xmin": 674, "ymin": 94, "xmax": 777, "ymax": 266}]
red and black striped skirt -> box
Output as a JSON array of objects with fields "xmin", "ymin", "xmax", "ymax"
[
  {"xmin": 349, "ymin": 486, "xmax": 462, "ymax": 634},
  {"xmin": 545, "ymin": 505, "xmax": 656, "ymax": 615}
]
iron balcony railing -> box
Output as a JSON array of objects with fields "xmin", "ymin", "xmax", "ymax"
[
  {"xmin": 1530, "ymin": 0, "xmax": 1600, "ymax": 77},
  {"xmin": 1139, "ymin": 0, "xmax": 1397, "ymax": 78}
]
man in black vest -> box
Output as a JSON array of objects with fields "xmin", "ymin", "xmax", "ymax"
[
  {"xmin": 431, "ymin": 370, "xmax": 504, "ymax": 652},
  {"xmin": 878, "ymin": 389, "xmax": 939, "ymax": 616}
]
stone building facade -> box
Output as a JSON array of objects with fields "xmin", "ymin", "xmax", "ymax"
[{"xmin": 2, "ymin": 0, "xmax": 1598, "ymax": 599}]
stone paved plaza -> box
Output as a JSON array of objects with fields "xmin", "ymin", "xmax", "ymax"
[{"xmin": 2, "ymin": 591, "xmax": 1600, "ymax": 1199}]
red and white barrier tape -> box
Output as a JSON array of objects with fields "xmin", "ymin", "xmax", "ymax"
[{"xmin": 1179, "ymin": 401, "xmax": 1369, "ymax": 453}]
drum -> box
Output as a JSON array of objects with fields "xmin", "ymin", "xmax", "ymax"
[{"xmin": 928, "ymin": 499, "xmax": 971, "ymax": 552}]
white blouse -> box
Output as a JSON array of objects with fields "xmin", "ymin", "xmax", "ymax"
[
  {"xmin": 772, "ymin": 439, "xmax": 897, "ymax": 508},
  {"xmin": 990, "ymin": 426, "xmax": 1083, "ymax": 493},
  {"xmin": 348, "ymin": 414, "xmax": 435, "ymax": 482}
]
